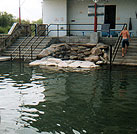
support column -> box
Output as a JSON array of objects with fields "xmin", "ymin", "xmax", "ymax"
[{"xmin": 94, "ymin": 2, "xmax": 97, "ymax": 32}]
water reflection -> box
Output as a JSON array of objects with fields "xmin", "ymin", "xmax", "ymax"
[
  {"xmin": 0, "ymin": 62, "xmax": 137, "ymax": 134},
  {"xmin": 0, "ymin": 62, "xmax": 46, "ymax": 134}
]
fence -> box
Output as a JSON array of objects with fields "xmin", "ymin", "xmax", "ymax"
[{"xmin": 37, "ymin": 23, "xmax": 126, "ymax": 37}]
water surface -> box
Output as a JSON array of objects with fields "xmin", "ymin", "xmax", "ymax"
[{"xmin": 0, "ymin": 62, "xmax": 137, "ymax": 134}]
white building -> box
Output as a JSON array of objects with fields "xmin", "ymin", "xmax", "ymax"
[{"xmin": 42, "ymin": 0, "xmax": 137, "ymax": 37}]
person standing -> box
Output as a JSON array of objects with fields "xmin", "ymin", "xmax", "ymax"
[{"xmin": 120, "ymin": 26, "xmax": 131, "ymax": 57}]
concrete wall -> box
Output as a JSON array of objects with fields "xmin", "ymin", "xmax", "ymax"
[
  {"xmin": 67, "ymin": 0, "xmax": 137, "ymax": 36},
  {"xmin": 111, "ymin": 0, "xmax": 137, "ymax": 36},
  {"xmin": 58, "ymin": 36, "xmax": 90, "ymax": 43},
  {"xmin": 99, "ymin": 37, "xmax": 117, "ymax": 46},
  {"xmin": 42, "ymin": 0, "xmax": 67, "ymax": 36},
  {"xmin": 67, "ymin": 0, "xmax": 104, "ymax": 36},
  {"xmin": 42, "ymin": 0, "xmax": 137, "ymax": 36},
  {"xmin": 54, "ymin": 36, "xmax": 117, "ymax": 46}
]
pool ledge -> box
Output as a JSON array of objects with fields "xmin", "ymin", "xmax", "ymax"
[{"xmin": 0, "ymin": 56, "xmax": 11, "ymax": 61}]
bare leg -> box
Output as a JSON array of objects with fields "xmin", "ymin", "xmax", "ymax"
[
  {"xmin": 122, "ymin": 48, "xmax": 124, "ymax": 57},
  {"xmin": 125, "ymin": 45, "xmax": 127, "ymax": 54}
]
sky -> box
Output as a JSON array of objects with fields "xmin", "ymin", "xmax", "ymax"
[{"xmin": 0, "ymin": 0, "xmax": 43, "ymax": 22}]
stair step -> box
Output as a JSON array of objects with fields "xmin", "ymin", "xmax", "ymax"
[
  {"xmin": 2, "ymin": 36, "xmax": 52, "ymax": 60},
  {"xmin": 114, "ymin": 57, "xmax": 137, "ymax": 61},
  {"xmin": 113, "ymin": 62, "xmax": 137, "ymax": 66},
  {"xmin": 3, "ymin": 50, "xmax": 42, "ymax": 54},
  {"xmin": 6, "ymin": 45, "xmax": 46, "ymax": 50},
  {"xmin": 116, "ymin": 55, "xmax": 137, "ymax": 59},
  {"xmin": 112, "ymin": 37, "xmax": 137, "ymax": 66},
  {"xmin": 116, "ymin": 51, "xmax": 137, "ymax": 55}
]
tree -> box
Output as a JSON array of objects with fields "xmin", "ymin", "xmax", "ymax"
[
  {"xmin": 0, "ymin": 11, "xmax": 42, "ymax": 33},
  {"xmin": 0, "ymin": 12, "xmax": 14, "ymax": 27},
  {"xmin": 15, "ymin": 18, "xmax": 30, "ymax": 24},
  {"xmin": 32, "ymin": 19, "xmax": 43, "ymax": 24},
  {"xmin": 0, "ymin": 12, "xmax": 15, "ymax": 33}
]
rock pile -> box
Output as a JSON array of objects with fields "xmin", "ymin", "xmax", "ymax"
[{"xmin": 37, "ymin": 43, "xmax": 109, "ymax": 64}]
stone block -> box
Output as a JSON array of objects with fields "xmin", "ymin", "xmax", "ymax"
[
  {"xmin": 96, "ymin": 43, "xmax": 109, "ymax": 49},
  {"xmin": 90, "ymin": 47, "xmax": 102, "ymax": 56},
  {"xmin": 84, "ymin": 51, "xmax": 91, "ymax": 56},
  {"xmin": 70, "ymin": 51, "xmax": 78, "ymax": 56},
  {"xmin": 71, "ymin": 46, "xmax": 79, "ymax": 51},
  {"xmin": 77, "ymin": 50, "xmax": 85, "ymax": 53},
  {"xmin": 84, "ymin": 55, "xmax": 100, "ymax": 62},
  {"xmin": 70, "ymin": 56, "xmax": 78, "ymax": 60},
  {"xmin": 90, "ymin": 32, "xmax": 99, "ymax": 44},
  {"xmin": 78, "ymin": 46, "xmax": 87, "ymax": 49}
]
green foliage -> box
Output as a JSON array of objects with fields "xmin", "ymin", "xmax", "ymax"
[
  {"xmin": 0, "ymin": 12, "xmax": 15, "ymax": 33},
  {"xmin": 15, "ymin": 18, "xmax": 31, "ymax": 24},
  {"xmin": 0, "ymin": 27, "xmax": 6, "ymax": 33},
  {"xmin": 0, "ymin": 26, "xmax": 11, "ymax": 34},
  {"xmin": 32, "ymin": 19, "xmax": 43, "ymax": 24},
  {"xmin": 0, "ymin": 11, "xmax": 43, "ymax": 34},
  {"xmin": 0, "ymin": 12, "xmax": 14, "ymax": 27}
]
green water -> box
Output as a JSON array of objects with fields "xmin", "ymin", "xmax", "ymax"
[{"xmin": 0, "ymin": 62, "xmax": 137, "ymax": 134}]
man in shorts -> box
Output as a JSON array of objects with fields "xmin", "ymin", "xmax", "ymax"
[{"xmin": 120, "ymin": 26, "xmax": 131, "ymax": 57}]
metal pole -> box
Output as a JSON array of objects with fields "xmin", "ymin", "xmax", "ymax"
[
  {"xmin": 10, "ymin": 54, "xmax": 12, "ymax": 61},
  {"xmin": 31, "ymin": 46, "xmax": 33, "ymax": 60},
  {"xmin": 68, "ymin": 24, "xmax": 70, "ymax": 36},
  {"xmin": 57, "ymin": 24, "xmax": 59, "ymax": 42},
  {"xmin": 110, "ymin": 45, "xmax": 112, "ymax": 69},
  {"xmin": 19, "ymin": 46, "xmax": 21, "ymax": 60},
  {"xmin": 94, "ymin": 2, "xmax": 97, "ymax": 32},
  {"xmin": 22, "ymin": 55, "xmax": 24, "ymax": 61},
  {"xmin": 35, "ymin": 24, "xmax": 37, "ymax": 36},
  {"xmin": 47, "ymin": 25, "xmax": 49, "ymax": 36},
  {"xmin": 57, "ymin": 24, "xmax": 59, "ymax": 38},
  {"xmin": 19, "ymin": 0, "xmax": 21, "ymax": 24}
]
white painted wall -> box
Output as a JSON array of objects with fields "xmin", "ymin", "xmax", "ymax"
[
  {"xmin": 67, "ymin": 0, "xmax": 100, "ymax": 36},
  {"xmin": 112, "ymin": 0, "xmax": 137, "ymax": 36},
  {"xmin": 42, "ymin": 0, "xmax": 67, "ymax": 36},
  {"xmin": 42, "ymin": 0, "xmax": 137, "ymax": 36},
  {"xmin": 68, "ymin": 0, "xmax": 137, "ymax": 36}
]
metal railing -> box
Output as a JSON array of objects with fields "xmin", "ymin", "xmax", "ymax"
[
  {"xmin": 23, "ymin": 26, "xmax": 49, "ymax": 61},
  {"xmin": 11, "ymin": 24, "xmax": 49, "ymax": 61},
  {"xmin": 0, "ymin": 24, "xmax": 22, "ymax": 49},
  {"xmin": 0, "ymin": 34, "xmax": 8, "ymax": 45},
  {"xmin": 21, "ymin": 24, "xmax": 94, "ymax": 60},
  {"xmin": 9, "ymin": 23, "xmax": 126, "ymax": 61},
  {"xmin": 23, "ymin": 24, "xmax": 50, "ymax": 60},
  {"xmin": 110, "ymin": 23, "xmax": 127, "ymax": 66},
  {"xmin": 11, "ymin": 24, "xmax": 37, "ymax": 60},
  {"xmin": 47, "ymin": 24, "xmax": 96, "ymax": 36},
  {"xmin": 42, "ymin": 23, "xmax": 125, "ymax": 37}
]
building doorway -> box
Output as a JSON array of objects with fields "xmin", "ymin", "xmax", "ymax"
[{"xmin": 104, "ymin": 5, "xmax": 116, "ymax": 29}]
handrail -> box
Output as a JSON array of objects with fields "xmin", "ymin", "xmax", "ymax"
[
  {"xmin": 9, "ymin": 23, "xmax": 126, "ymax": 61},
  {"xmin": 0, "ymin": 24, "xmax": 22, "ymax": 48},
  {"xmin": 22, "ymin": 25, "xmax": 50, "ymax": 60},
  {"xmin": 11, "ymin": 24, "xmax": 37, "ymax": 60},
  {"xmin": 23, "ymin": 37, "xmax": 47, "ymax": 61},
  {"xmin": 111, "ymin": 23, "xmax": 127, "ymax": 63},
  {"xmin": 24, "ymin": 23, "xmax": 125, "ymax": 60},
  {"xmin": 44, "ymin": 23, "xmax": 126, "ymax": 38},
  {"xmin": 0, "ymin": 34, "xmax": 8, "ymax": 44}
]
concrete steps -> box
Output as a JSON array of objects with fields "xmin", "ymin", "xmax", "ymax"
[
  {"xmin": 2, "ymin": 36, "xmax": 53, "ymax": 60},
  {"xmin": 113, "ymin": 38, "xmax": 137, "ymax": 66}
]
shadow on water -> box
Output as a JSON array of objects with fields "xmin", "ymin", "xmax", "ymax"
[
  {"xmin": 0, "ymin": 61, "xmax": 32, "ymax": 83},
  {"xmin": 0, "ymin": 62, "xmax": 137, "ymax": 134}
]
